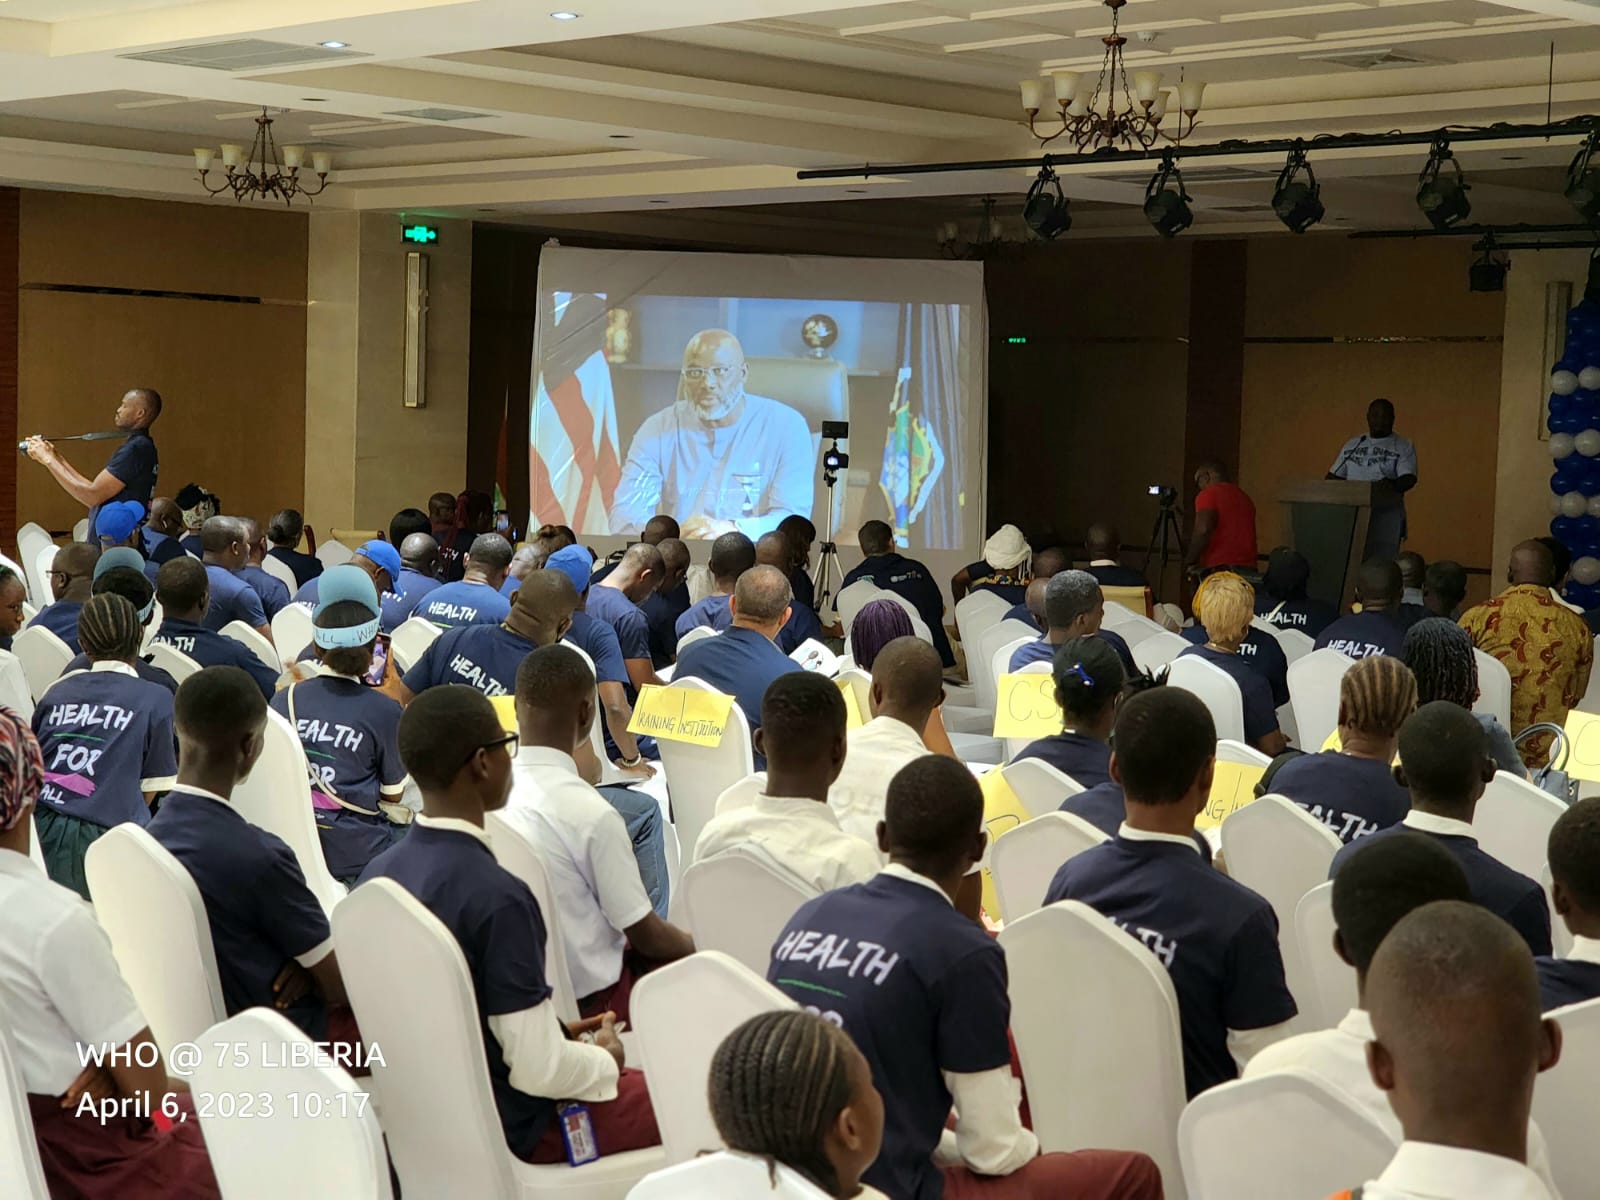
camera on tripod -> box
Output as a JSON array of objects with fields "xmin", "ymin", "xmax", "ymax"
[
  {"xmin": 822, "ymin": 420, "xmax": 849, "ymax": 484},
  {"xmin": 1147, "ymin": 484, "xmax": 1178, "ymax": 507}
]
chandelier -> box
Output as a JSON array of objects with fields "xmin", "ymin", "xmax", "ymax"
[
  {"xmin": 1018, "ymin": 0, "xmax": 1204, "ymax": 152},
  {"xmin": 936, "ymin": 197, "xmax": 1023, "ymax": 259},
  {"xmin": 193, "ymin": 109, "xmax": 332, "ymax": 204}
]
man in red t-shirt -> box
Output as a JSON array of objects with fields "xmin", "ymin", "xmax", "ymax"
[{"xmin": 1186, "ymin": 460, "xmax": 1257, "ymax": 575}]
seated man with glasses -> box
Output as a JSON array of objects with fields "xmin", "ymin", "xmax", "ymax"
[
  {"xmin": 609, "ymin": 328, "xmax": 815, "ymax": 541},
  {"xmin": 32, "ymin": 542, "xmax": 101, "ymax": 653}
]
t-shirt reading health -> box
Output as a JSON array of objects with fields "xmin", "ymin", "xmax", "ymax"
[
  {"xmin": 415, "ymin": 580, "xmax": 511, "ymax": 630},
  {"xmin": 402, "ymin": 623, "xmax": 536, "ymax": 698},
  {"xmin": 1269, "ymin": 750, "xmax": 1410, "ymax": 843}
]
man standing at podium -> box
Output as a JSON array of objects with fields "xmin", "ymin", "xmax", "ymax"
[{"xmin": 1327, "ymin": 398, "xmax": 1417, "ymax": 561}]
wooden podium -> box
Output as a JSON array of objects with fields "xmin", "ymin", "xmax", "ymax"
[{"xmin": 1278, "ymin": 480, "xmax": 1400, "ymax": 610}]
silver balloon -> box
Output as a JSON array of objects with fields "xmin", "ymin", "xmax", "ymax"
[
  {"xmin": 1586, "ymin": 494, "xmax": 1600, "ymax": 519},
  {"xmin": 1553, "ymin": 370, "xmax": 1581, "ymax": 395},
  {"xmin": 1562, "ymin": 491, "xmax": 1589, "ymax": 518},
  {"xmin": 1573, "ymin": 556, "xmax": 1600, "ymax": 587},
  {"xmin": 1551, "ymin": 433, "xmax": 1577, "ymax": 459},
  {"xmin": 1554, "ymin": 493, "xmax": 1569, "ymax": 515},
  {"xmin": 1581, "ymin": 366, "xmax": 1600, "ymax": 391}
]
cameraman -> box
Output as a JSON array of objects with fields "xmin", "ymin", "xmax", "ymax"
[{"xmin": 1184, "ymin": 460, "xmax": 1257, "ymax": 578}]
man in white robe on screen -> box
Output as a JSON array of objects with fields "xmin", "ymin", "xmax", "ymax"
[{"xmin": 609, "ymin": 329, "xmax": 815, "ymax": 539}]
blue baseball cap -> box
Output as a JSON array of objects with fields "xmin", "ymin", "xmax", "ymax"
[
  {"xmin": 96, "ymin": 500, "xmax": 146, "ymax": 545},
  {"xmin": 355, "ymin": 539, "xmax": 402, "ymax": 587},
  {"xmin": 546, "ymin": 544, "xmax": 595, "ymax": 595}
]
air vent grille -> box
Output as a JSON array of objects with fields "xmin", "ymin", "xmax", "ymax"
[{"xmin": 120, "ymin": 39, "xmax": 364, "ymax": 71}]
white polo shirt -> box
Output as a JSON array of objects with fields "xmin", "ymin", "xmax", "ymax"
[
  {"xmin": 694, "ymin": 794, "xmax": 880, "ymax": 894},
  {"xmin": 827, "ymin": 715, "xmax": 933, "ymax": 847},
  {"xmin": 500, "ymin": 746, "xmax": 654, "ymax": 999},
  {"xmin": 1362, "ymin": 1142, "xmax": 1552, "ymax": 1200},
  {"xmin": 0, "ymin": 849, "xmax": 147, "ymax": 1095}
]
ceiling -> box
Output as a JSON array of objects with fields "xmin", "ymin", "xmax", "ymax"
[{"xmin": 1, "ymin": 0, "xmax": 1599, "ymax": 246}]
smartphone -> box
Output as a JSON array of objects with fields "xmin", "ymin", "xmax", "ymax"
[{"xmin": 363, "ymin": 633, "xmax": 391, "ymax": 687}]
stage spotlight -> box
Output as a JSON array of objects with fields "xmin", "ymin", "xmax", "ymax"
[
  {"xmin": 1144, "ymin": 154, "xmax": 1193, "ymax": 239},
  {"xmin": 1565, "ymin": 132, "xmax": 1600, "ymax": 223},
  {"xmin": 1272, "ymin": 144, "xmax": 1324, "ymax": 234},
  {"xmin": 1023, "ymin": 165, "xmax": 1072, "ymax": 239},
  {"xmin": 1469, "ymin": 240, "xmax": 1508, "ymax": 292},
  {"xmin": 1416, "ymin": 138, "xmax": 1471, "ymax": 230}
]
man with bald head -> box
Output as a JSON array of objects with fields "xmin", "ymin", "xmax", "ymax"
[
  {"xmin": 385, "ymin": 532, "xmax": 443, "ymax": 631},
  {"xmin": 843, "ymin": 518, "xmax": 954, "ymax": 667},
  {"xmin": 24, "ymin": 387, "xmax": 161, "ymax": 541},
  {"xmin": 31, "ymin": 542, "xmax": 100, "ymax": 652},
  {"xmin": 199, "ymin": 515, "xmax": 270, "ymax": 637},
  {"xmin": 1352, "ymin": 901, "xmax": 1560, "ymax": 1199},
  {"xmin": 675, "ymin": 530, "xmax": 756, "ymax": 642},
  {"xmin": 235, "ymin": 516, "xmax": 290, "ymax": 621},
  {"xmin": 1003, "ymin": 545, "xmax": 1069, "ymax": 626},
  {"xmin": 589, "ymin": 542, "xmax": 666, "ymax": 694},
  {"xmin": 1463, "ymin": 539, "xmax": 1593, "ymax": 767},
  {"xmin": 142, "ymin": 496, "xmax": 188, "ymax": 567},
  {"xmin": 1314, "ymin": 558, "xmax": 1409, "ymax": 660},
  {"xmin": 1084, "ymin": 524, "xmax": 1147, "ymax": 589},
  {"xmin": 757, "ymin": 531, "xmax": 822, "ymax": 652},
  {"xmin": 642, "ymin": 536, "xmax": 691, "ymax": 668},
  {"xmin": 609, "ymin": 329, "xmax": 815, "ymax": 540}
]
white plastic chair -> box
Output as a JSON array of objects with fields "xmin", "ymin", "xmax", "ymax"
[
  {"xmin": 989, "ymin": 634, "xmax": 1037, "ymax": 706},
  {"xmin": 630, "ymin": 951, "xmax": 795, "ymax": 1166},
  {"xmin": 680, "ymin": 853, "xmax": 817, "ymax": 975},
  {"xmin": 1178, "ymin": 1069, "xmax": 1394, "ymax": 1200},
  {"xmin": 1133, "ymin": 630, "xmax": 1190, "ymax": 676},
  {"xmin": 30, "ymin": 545, "xmax": 57, "ymax": 611},
  {"xmin": 0, "ymin": 649, "xmax": 34, "ymax": 720},
  {"xmin": 83, "ymin": 824, "xmax": 227, "ymax": 1058},
  {"xmin": 16, "ymin": 522, "xmax": 53, "ymax": 607},
  {"xmin": 1475, "ymin": 770, "xmax": 1565, "ymax": 883},
  {"xmin": 221, "ymin": 619, "xmax": 283, "ymax": 673},
  {"xmin": 1002, "ymin": 901, "xmax": 1187, "ymax": 1198},
  {"xmin": 315, "ymin": 539, "xmax": 354, "ymax": 569},
  {"xmin": 973, "ymin": 618, "xmax": 1037, "ymax": 714},
  {"xmin": 1167, "ymin": 655, "xmax": 1247, "ymax": 744},
  {"xmin": 140, "ymin": 598, "xmax": 164, "ymax": 656},
  {"xmin": 11, "ymin": 625, "xmax": 72, "ymax": 702},
  {"xmin": 148, "ymin": 639, "xmax": 203, "ymax": 684},
  {"xmin": 1276, "ymin": 627, "xmax": 1315, "ymax": 666},
  {"xmin": 71, "ymin": 517, "xmax": 88, "ymax": 543},
  {"xmin": 627, "ymin": 1153, "xmax": 832, "ymax": 1200},
  {"xmin": 391, "ymin": 614, "xmax": 443, "ymax": 673},
  {"xmin": 1294, "ymin": 881, "xmax": 1356, "ymax": 1031},
  {"xmin": 484, "ymin": 809, "xmax": 583, "ymax": 1023},
  {"xmin": 1287, "ymin": 648, "xmax": 1356, "ymax": 756},
  {"xmin": 674, "ymin": 624, "xmax": 720, "ymax": 655},
  {"xmin": 712, "ymin": 772, "xmax": 766, "ymax": 816},
  {"xmin": 835, "ymin": 667, "xmax": 873, "ymax": 724},
  {"xmin": 656, "ymin": 679, "xmax": 755, "ymax": 866},
  {"xmin": 1472, "ymin": 648, "xmax": 1513, "ymax": 729},
  {"xmin": 1216, "ymin": 739, "xmax": 1270, "ymax": 768},
  {"xmin": 990, "ymin": 811, "xmax": 1107, "ymax": 923},
  {"xmin": 1532, "ymin": 994, "xmax": 1600, "ymax": 1200},
  {"xmin": 230, "ymin": 709, "xmax": 348, "ymax": 916},
  {"xmin": 954, "ymin": 590, "xmax": 1011, "ymax": 660},
  {"xmin": 871, "ymin": 589, "xmax": 935, "ymax": 646},
  {"xmin": 998, "ymin": 756, "xmax": 1084, "ymax": 820},
  {"xmin": 193, "ymin": 1008, "xmax": 392, "ymax": 1200},
  {"xmin": 834, "ymin": 579, "xmax": 884, "ymax": 635},
  {"xmin": 333, "ymin": 879, "xmax": 666, "ymax": 1199},
  {"xmin": 0, "ymin": 1024, "xmax": 49, "ymax": 1199},
  {"xmin": 272, "ymin": 603, "xmax": 314, "ymax": 666},
  {"xmin": 260, "ymin": 553, "xmax": 299, "ymax": 593}
]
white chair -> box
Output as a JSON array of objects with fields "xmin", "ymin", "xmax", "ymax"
[
  {"xmin": 0, "ymin": 1024, "xmax": 49, "ymax": 1199},
  {"xmin": 272, "ymin": 603, "xmax": 315, "ymax": 666},
  {"xmin": 485, "ymin": 810, "xmax": 583, "ymax": 1022},
  {"xmin": 1167, "ymin": 655, "xmax": 1247, "ymax": 744},
  {"xmin": 1287, "ymin": 648, "xmax": 1355, "ymax": 756},
  {"xmin": 221, "ymin": 619, "xmax": 283, "ymax": 673},
  {"xmin": 1294, "ymin": 881, "xmax": 1356, "ymax": 1030},
  {"xmin": 630, "ymin": 951, "xmax": 795, "ymax": 1166},
  {"xmin": 997, "ymin": 660, "xmax": 1050, "ymax": 761},
  {"xmin": 835, "ymin": 667, "xmax": 873, "ymax": 725},
  {"xmin": 990, "ymin": 811, "xmax": 1107, "ymax": 923},
  {"xmin": 148, "ymin": 639, "xmax": 203, "ymax": 684},
  {"xmin": 656, "ymin": 679, "xmax": 755, "ymax": 866},
  {"xmin": 1472, "ymin": 648, "xmax": 1513, "ymax": 729},
  {"xmin": 1002, "ymin": 901, "xmax": 1187, "ymax": 1198},
  {"xmin": 11, "ymin": 625, "xmax": 72, "ymax": 702},
  {"xmin": 1532, "ymin": 994, "xmax": 1600, "ymax": 1200},
  {"xmin": 140, "ymin": 598, "xmax": 164, "ymax": 656},
  {"xmin": 680, "ymin": 853, "xmax": 817, "ymax": 975},
  {"xmin": 1132, "ymin": 630, "xmax": 1189, "ymax": 676},
  {"xmin": 675, "ymin": 624, "xmax": 720, "ymax": 654},
  {"xmin": 334, "ymin": 879, "xmax": 666, "ymax": 1199},
  {"xmin": 998, "ymin": 756, "xmax": 1084, "ymax": 820},
  {"xmin": 391, "ymin": 614, "xmax": 443, "ymax": 673},
  {"xmin": 628, "ymin": 1153, "xmax": 832, "ymax": 1200},
  {"xmin": 989, "ymin": 634, "xmax": 1036, "ymax": 702},
  {"xmin": 82, "ymin": 825, "xmax": 227, "ymax": 1057},
  {"xmin": 1216, "ymin": 739, "xmax": 1270, "ymax": 768},
  {"xmin": 193, "ymin": 1008, "xmax": 392, "ymax": 1200},
  {"xmin": 70, "ymin": 517, "xmax": 88, "ymax": 542},
  {"xmin": 834, "ymin": 579, "xmax": 884, "ymax": 635},
  {"xmin": 30, "ymin": 545, "xmax": 57, "ymax": 614},
  {"xmin": 973, "ymin": 618, "xmax": 1037, "ymax": 715},
  {"xmin": 1112, "ymin": 616, "xmax": 1168, "ymax": 651},
  {"xmin": 260, "ymin": 553, "xmax": 300, "ymax": 593},
  {"xmin": 685, "ymin": 564, "xmax": 713, "ymax": 607},
  {"xmin": 1475, "ymin": 770, "xmax": 1565, "ymax": 883},
  {"xmin": 16, "ymin": 522, "xmax": 54, "ymax": 607},
  {"xmin": 1544, "ymin": 863, "xmax": 1574, "ymax": 958},
  {"xmin": 1276, "ymin": 627, "xmax": 1315, "ymax": 666},
  {"xmin": 872, "ymin": 589, "xmax": 935, "ymax": 646},
  {"xmin": 315, "ymin": 539, "xmax": 354, "ymax": 569},
  {"xmin": 230, "ymin": 709, "xmax": 348, "ymax": 916},
  {"xmin": 1178, "ymin": 1069, "xmax": 1394, "ymax": 1200},
  {"xmin": 954, "ymin": 590, "xmax": 1010, "ymax": 661},
  {"xmin": 712, "ymin": 771, "xmax": 766, "ymax": 815},
  {"xmin": 0, "ymin": 649, "xmax": 33, "ymax": 720}
]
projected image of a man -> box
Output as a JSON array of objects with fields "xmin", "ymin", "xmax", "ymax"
[{"xmin": 609, "ymin": 329, "xmax": 815, "ymax": 539}]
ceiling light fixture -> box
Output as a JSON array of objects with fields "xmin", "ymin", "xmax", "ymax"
[
  {"xmin": 1144, "ymin": 152, "xmax": 1193, "ymax": 238},
  {"xmin": 318, "ymin": 40, "xmax": 349, "ymax": 48},
  {"xmin": 1023, "ymin": 166, "xmax": 1073, "ymax": 239},
  {"xmin": 1416, "ymin": 137, "xmax": 1471, "ymax": 230},
  {"xmin": 1019, "ymin": 0, "xmax": 1203, "ymax": 152},
  {"xmin": 549, "ymin": 11, "xmax": 581, "ymax": 18},
  {"xmin": 1271, "ymin": 142, "xmax": 1324, "ymax": 233},
  {"xmin": 937, "ymin": 197, "xmax": 1023, "ymax": 259},
  {"xmin": 193, "ymin": 108, "xmax": 331, "ymax": 205},
  {"xmin": 1565, "ymin": 132, "xmax": 1600, "ymax": 223}
]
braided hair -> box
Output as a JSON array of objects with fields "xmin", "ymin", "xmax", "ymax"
[
  {"xmin": 77, "ymin": 593, "xmax": 143, "ymax": 662},
  {"xmin": 1402, "ymin": 617, "xmax": 1478, "ymax": 709},
  {"xmin": 708, "ymin": 1010, "xmax": 858, "ymax": 1196},
  {"xmin": 1339, "ymin": 654, "xmax": 1418, "ymax": 737},
  {"xmin": 0, "ymin": 707, "xmax": 43, "ymax": 834}
]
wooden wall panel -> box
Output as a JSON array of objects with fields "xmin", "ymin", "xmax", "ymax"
[{"xmin": 0, "ymin": 190, "xmax": 17, "ymax": 548}]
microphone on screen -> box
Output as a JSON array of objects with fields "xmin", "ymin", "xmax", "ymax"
[{"xmin": 18, "ymin": 431, "xmax": 129, "ymax": 455}]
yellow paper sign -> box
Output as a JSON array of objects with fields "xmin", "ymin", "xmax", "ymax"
[
  {"xmin": 978, "ymin": 766, "xmax": 1031, "ymax": 917},
  {"xmin": 1562, "ymin": 708, "xmax": 1600, "ymax": 783},
  {"xmin": 1195, "ymin": 761, "xmax": 1266, "ymax": 832},
  {"xmin": 627, "ymin": 685, "xmax": 737, "ymax": 746},
  {"xmin": 490, "ymin": 695, "xmax": 518, "ymax": 735},
  {"xmin": 837, "ymin": 678, "xmax": 866, "ymax": 730},
  {"xmin": 993, "ymin": 674, "xmax": 1062, "ymax": 739},
  {"xmin": 1321, "ymin": 728, "xmax": 1342, "ymax": 752}
]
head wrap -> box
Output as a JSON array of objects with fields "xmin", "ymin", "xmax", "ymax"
[
  {"xmin": 0, "ymin": 708, "xmax": 44, "ymax": 833},
  {"xmin": 313, "ymin": 565, "xmax": 381, "ymax": 649},
  {"xmin": 547, "ymin": 544, "xmax": 595, "ymax": 595},
  {"xmin": 983, "ymin": 524, "xmax": 1031, "ymax": 571}
]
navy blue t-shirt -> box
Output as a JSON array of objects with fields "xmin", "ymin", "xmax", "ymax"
[
  {"xmin": 1535, "ymin": 955, "xmax": 1600, "ymax": 1012},
  {"xmin": 86, "ymin": 431, "xmax": 157, "ymax": 541},
  {"xmin": 31, "ymin": 601, "xmax": 84, "ymax": 653},
  {"xmin": 33, "ymin": 667, "xmax": 177, "ymax": 831},
  {"xmin": 1008, "ymin": 628, "xmax": 1135, "ymax": 677},
  {"xmin": 674, "ymin": 625, "xmax": 803, "ymax": 739},
  {"xmin": 414, "ymin": 580, "xmax": 510, "ymax": 630},
  {"xmin": 1061, "ymin": 783, "xmax": 1212, "ymax": 859},
  {"xmin": 203, "ymin": 564, "xmax": 268, "ymax": 632},
  {"xmin": 1001, "ymin": 602, "xmax": 1039, "ymax": 630},
  {"xmin": 239, "ymin": 564, "xmax": 290, "ymax": 621},
  {"xmin": 641, "ymin": 587, "xmax": 689, "ymax": 668},
  {"xmin": 1313, "ymin": 611, "xmax": 1406, "ymax": 660},
  {"xmin": 1046, "ymin": 834, "xmax": 1296, "ymax": 1097},
  {"xmin": 1087, "ymin": 563, "xmax": 1149, "ymax": 589},
  {"xmin": 1177, "ymin": 644, "xmax": 1280, "ymax": 745},
  {"xmin": 153, "ymin": 617, "xmax": 278, "ymax": 698},
  {"xmin": 179, "ymin": 533, "xmax": 204, "ymax": 558},
  {"xmin": 1330, "ymin": 824, "xmax": 1553, "ymax": 956},
  {"xmin": 267, "ymin": 546, "xmax": 323, "ymax": 590},
  {"xmin": 147, "ymin": 789, "xmax": 333, "ymax": 1039},
  {"xmin": 961, "ymin": 560, "xmax": 1026, "ymax": 606},
  {"xmin": 769, "ymin": 872, "xmax": 1013, "ymax": 1200},
  {"xmin": 842, "ymin": 553, "xmax": 955, "ymax": 667},
  {"xmin": 384, "ymin": 567, "xmax": 442, "ymax": 632},
  {"xmin": 586, "ymin": 584, "xmax": 652, "ymax": 665},
  {"xmin": 1181, "ymin": 625, "xmax": 1289, "ymax": 707},
  {"xmin": 791, "ymin": 567, "xmax": 816, "ymax": 614},
  {"xmin": 1011, "ymin": 731, "xmax": 1111, "ymax": 788},
  {"xmin": 403, "ymin": 623, "xmax": 536, "ymax": 699},
  {"xmin": 143, "ymin": 529, "xmax": 187, "ymax": 567},
  {"xmin": 566, "ymin": 610, "xmax": 628, "ymax": 687},
  {"xmin": 675, "ymin": 592, "xmax": 733, "ymax": 640},
  {"xmin": 1255, "ymin": 595, "xmax": 1338, "ymax": 640},
  {"xmin": 63, "ymin": 652, "xmax": 177, "ymax": 694},
  {"xmin": 778, "ymin": 600, "xmax": 823, "ymax": 656},
  {"xmin": 361, "ymin": 823, "xmax": 557, "ymax": 1157},
  {"xmin": 1269, "ymin": 751, "xmax": 1409, "ymax": 843}
]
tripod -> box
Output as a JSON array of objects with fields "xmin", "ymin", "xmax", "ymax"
[
  {"xmin": 1144, "ymin": 496, "xmax": 1186, "ymax": 603},
  {"xmin": 812, "ymin": 466, "xmax": 845, "ymax": 616}
]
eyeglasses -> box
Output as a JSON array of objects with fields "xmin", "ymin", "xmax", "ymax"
[
  {"xmin": 682, "ymin": 365, "xmax": 738, "ymax": 382},
  {"xmin": 460, "ymin": 731, "xmax": 518, "ymax": 771}
]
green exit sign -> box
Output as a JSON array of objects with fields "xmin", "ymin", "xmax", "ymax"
[
  {"xmin": 401, "ymin": 223, "xmax": 439, "ymax": 245},
  {"xmin": 1006, "ymin": 336, "xmax": 1028, "ymax": 344}
]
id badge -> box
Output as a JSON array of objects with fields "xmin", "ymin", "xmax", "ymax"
[{"xmin": 558, "ymin": 1102, "xmax": 599, "ymax": 1166}]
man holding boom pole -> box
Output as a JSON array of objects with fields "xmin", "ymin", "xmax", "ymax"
[{"xmin": 22, "ymin": 388, "xmax": 162, "ymax": 540}]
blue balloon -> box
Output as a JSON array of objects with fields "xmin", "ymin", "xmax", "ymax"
[
  {"xmin": 1554, "ymin": 516, "xmax": 1581, "ymax": 541},
  {"xmin": 1555, "ymin": 412, "xmax": 1586, "ymax": 435},
  {"xmin": 1567, "ymin": 583, "xmax": 1600, "ymax": 612}
]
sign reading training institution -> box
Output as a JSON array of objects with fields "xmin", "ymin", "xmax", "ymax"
[{"xmin": 627, "ymin": 685, "xmax": 736, "ymax": 746}]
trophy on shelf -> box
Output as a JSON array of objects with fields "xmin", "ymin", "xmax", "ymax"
[
  {"xmin": 604, "ymin": 307, "xmax": 633, "ymax": 364},
  {"xmin": 801, "ymin": 313, "xmax": 838, "ymax": 359}
]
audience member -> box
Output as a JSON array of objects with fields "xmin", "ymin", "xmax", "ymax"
[
  {"xmin": 62, "ymin": 554, "xmax": 178, "ymax": 693},
  {"xmin": 1314, "ymin": 559, "xmax": 1408, "ymax": 660},
  {"xmin": 148, "ymin": 667, "xmax": 356, "ymax": 1044},
  {"xmin": 828, "ymin": 637, "xmax": 944, "ymax": 846},
  {"xmin": 1002, "ymin": 547, "xmax": 1069, "ymax": 626},
  {"xmin": 757, "ymin": 531, "xmax": 823, "ymax": 652},
  {"xmin": 0, "ymin": 707, "xmax": 220, "ymax": 1199},
  {"xmin": 144, "ymin": 496, "xmax": 190, "ymax": 567},
  {"xmin": 415, "ymin": 532, "xmax": 514, "ymax": 629},
  {"xmin": 265, "ymin": 508, "xmax": 322, "ymax": 589},
  {"xmin": 94, "ymin": 499, "xmax": 148, "ymax": 556},
  {"xmin": 236, "ymin": 516, "xmax": 290, "ymax": 621},
  {"xmin": 439, "ymin": 489, "xmax": 494, "ymax": 582},
  {"xmin": 1254, "ymin": 546, "xmax": 1337, "ymax": 638},
  {"xmin": 951, "ymin": 523, "xmax": 1031, "ymax": 605},
  {"xmin": 1009, "ymin": 570, "xmax": 1135, "ymax": 677},
  {"xmin": 1176, "ymin": 571, "xmax": 1287, "ymax": 755},
  {"xmin": 588, "ymin": 542, "xmax": 665, "ymax": 693},
  {"xmin": 697, "ymin": 672, "xmax": 879, "ymax": 891},
  {"xmin": 33, "ymin": 541, "xmax": 99, "ymax": 652},
  {"xmin": 151, "ymin": 557, "xmax": 279, "ymax": 698},
  {"xmin": 175, "ymin": 483, "xmax": 218, "ymax": 556},
  {"xmin": 1423, "ymin": 559, "xmax": 1468, "ymax": 620},
  {"xmin": 1083, "ymin": 524, "xmax": 1147, "ymax": 588},
  {"xmin": 1269, "ymin": 655, "xmax": 1416, "ymax": 843},
  {"xmin": 1397, "ymin": 549, "xmax": 1428, "ymax": 626},
  {"xmin": 1180, "ymin": 571, "xmax": 1290, "ymax": 708},
  {"xmin": 32, "ymin": 595, "xmax": 177, "ymax": 898},
  {"xmin": 1186, "ymin": 460, "xmax": 1257, "ymax": 575},
  {"xmin": 197, "ymin": 516, "xmax": 271, "ymax": 637},
  {"xmin": 1537, "ymin": 534, "xmax": 1577, "ymax": 610},
  {"xmin": 0, "ymin": 565, "xmax": 24, "ymax": 651},
  {"xmin": 1539, "ymin": 796, "xmax": 1600, "ymax": 1011},
  {"xmin": 1013, "ymin": 636, "xmax": 1122, "ymax": 788},
  {"xmin": 270, "ymin": 566, "xmax": 407, "ymax": 884},
  {"xmin": 847, "ymin": 599, "xmax": 960, "ymax": 759},
  {"xmin": 293, "ymin": 539, "xmax": 400, "ymax": 614},
  {"xmin": 675, "ymin": 530, "xmax": 757, "ymax": 639},
  {"xmin": 427, "ymin": 490, "xmax": 457, "ymax": 543},
  {"xmin": 388, "ymin": 506, "xmax": 431, "ymax": 548},
  {"xmin": 641, "ymin": 536, "xmax": 691, "ymax": 667},
  {"xmin": 1461, "ymin": 539, "xmax": 1593, "ymax": 769},
  {"xmin": 1403, "ymin": 617, "xmax": 1523, "ymax": 775},
  {"xmin": 778, "ymin": 514, "xmax": 819, "ymax": 613},
  {"xmin": 1329, "ymin": 702, "xmax": 1552, "ymax": 956},
  {"xmin": 500, "ymin": 646, "xmax": 694, "ymax": 1023},
  {"xmin": 383, "ymin": 532, "xmax": 442, "ymax": 630},
  {"xmin": 774, "ymin": 755, "xmax": 1163, "ymax": 1200},
  {"xmin": 500, "ymin": 543, "xmax": 543, "ymax": 599},
  {"xmin": 1046, "ymin": 688, "xmax": 1296, "ymax": 1096}
]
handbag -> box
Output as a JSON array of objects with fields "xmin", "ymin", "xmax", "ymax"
[
  {"xmin": 1516, "ymin": 721, "xmax": 1576, "ymax": 805},
  {"xmin": 286, "ymin": 681, "xmax": 413, "ymax": 825}
]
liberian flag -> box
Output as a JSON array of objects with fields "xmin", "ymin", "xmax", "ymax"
[{"xmin": 531, "ymin": 348, "xmax": 622, "ymax": 531}]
